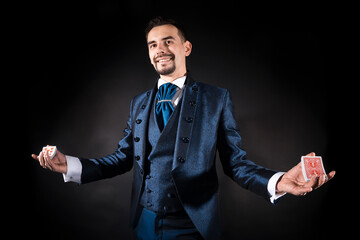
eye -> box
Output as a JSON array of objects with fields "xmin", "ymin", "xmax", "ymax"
[
  {"xmin": 165, "ymin": 40, "xmax": 172, "ymax": 45},
  {"xmin": 149, "ymin": 43, "xmax": 157, "ymax": 49}
]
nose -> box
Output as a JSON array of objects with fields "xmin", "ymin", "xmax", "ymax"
[{"xmin": 155, "ymin": 42, "xmax": 167, "ymax": 56}]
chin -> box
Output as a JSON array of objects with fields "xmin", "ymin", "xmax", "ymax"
[{"xmin": 156, "ymin": 66, "xmax": 176, "ymax": 76}]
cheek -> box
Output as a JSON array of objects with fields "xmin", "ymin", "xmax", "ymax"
[
  {"xmin": 173, "ymin": 46, "xmax": 185, "ymax": 58},
  {"xmin": 149, "ymin": 52, "xmax": 155, "ymax": 64},
  {"xmin": 174, "ymin": 51, "xmax": 185, "ymax": 63}
]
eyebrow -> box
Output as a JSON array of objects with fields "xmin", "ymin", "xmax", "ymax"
[{"xmin": 147, "ymin": 36, "xmax": 176, "ymax": 46}]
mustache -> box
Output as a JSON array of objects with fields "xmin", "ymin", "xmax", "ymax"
[{"xmin": 154, "ymin": 53, "xmax": 175, "ymax": 62}]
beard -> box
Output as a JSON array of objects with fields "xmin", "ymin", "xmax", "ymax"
[
  {"xmin": 153, "ymin": 54, "xmax": 176, "ymax": 76},
  {"xmin": 155, "ymin": 63, "xmax": 176, "ymax": 75}
]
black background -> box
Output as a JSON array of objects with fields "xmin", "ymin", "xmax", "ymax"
[{"xmin": 15, "ymin": 1, "xmax": 351, "ymax": 239}]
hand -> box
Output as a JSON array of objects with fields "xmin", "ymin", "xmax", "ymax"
[
  {"xmin": 31, "ymin": 146, "xmax": 68, "ymax": 174},
  {"xmin": 276, "ymin": 152, "xmax": 336, "ymax": 196}
]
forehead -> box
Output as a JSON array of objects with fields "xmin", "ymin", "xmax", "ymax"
[{"xmin": 147, "ymin": 24, "xmax": 181, "ymax": 42}]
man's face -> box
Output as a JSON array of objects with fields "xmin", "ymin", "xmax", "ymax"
[{"xmin": 147, "ymin": 24, "xmax": 191, "ymax": 78}]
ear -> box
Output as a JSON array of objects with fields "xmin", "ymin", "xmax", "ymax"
[{"xmin": 184, "ymin": 40, "xmax": 192, "ymax": 57}]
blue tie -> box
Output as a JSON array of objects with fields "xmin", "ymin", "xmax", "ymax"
[{"xmin": 156, "ymin": 83, "xmax": 177, "ymax": 131}]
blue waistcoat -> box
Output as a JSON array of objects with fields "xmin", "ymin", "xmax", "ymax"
[{"xmin": 139, "ymin": 96, "xmax": 184, "ymax": 213}]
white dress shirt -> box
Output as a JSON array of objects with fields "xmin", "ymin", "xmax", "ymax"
[{"xmin": 63, "ymin": 76, "xmax": 286, "ymax": 203}]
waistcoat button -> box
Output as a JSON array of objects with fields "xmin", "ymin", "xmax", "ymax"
[
  {"xmin": 185, "ymin": 117, "xmax": 193, "ymax": 123},
  {"xmin": 178, "ymin": 157, "xmax": 185, "ymax": 163},
  {"xmin": 182, "ymin": 137, "xmax": 189, "ymax": 143}
]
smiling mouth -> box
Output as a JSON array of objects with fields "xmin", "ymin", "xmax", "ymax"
[
  {"xmin": 157, "ymin": 58, "xmax": 172, "ymax": 63},
  {"xmin": 155, "ymin": 55, "xmax": 174, "ymax": 64}
]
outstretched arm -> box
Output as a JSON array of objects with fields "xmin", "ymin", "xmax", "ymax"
[
  {"xmin": 276, "ymin": 152, "xmax": 336, "ymax": 196},
  {"xmin": 31, "ymin": 99, "xmax": 135, "ymax": 183}
]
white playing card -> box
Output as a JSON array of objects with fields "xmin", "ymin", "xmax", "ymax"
[{"xmin": 42, "ymin": 146, "xmax": 57, "ymax": 159}]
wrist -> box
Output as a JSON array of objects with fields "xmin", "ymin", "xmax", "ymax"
[{"xmin": 275, "ymin": 174, "xmax": 285, "ymax": 194}]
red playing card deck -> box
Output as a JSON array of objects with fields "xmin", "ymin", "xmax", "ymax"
[{"xmin": 301, "ymin": 156, "xmax": 327, "ymax": 182}]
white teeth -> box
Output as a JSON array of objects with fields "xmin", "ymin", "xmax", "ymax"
[{"xmin": 158, "ymin": 58, "xmax": 171, "ymax": 62}]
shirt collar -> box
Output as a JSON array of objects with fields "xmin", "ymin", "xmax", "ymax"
[{"xmin": 157, "ymin": 76, "xmax": 187, "ymax": 89}]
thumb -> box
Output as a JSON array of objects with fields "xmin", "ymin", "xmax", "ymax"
[{"xmin": 306, "ymin": 152, "xmax": 316, "ymax": 157}]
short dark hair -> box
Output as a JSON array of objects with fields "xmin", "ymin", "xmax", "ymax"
[{"xmin": 145, "ymin": 16, "xmax": 187, "ymax": 42}]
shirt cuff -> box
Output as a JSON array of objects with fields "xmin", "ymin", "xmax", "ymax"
[
  {"xmin": 267, "ymin": 172, "xmax": 286, "ymax": 204},
  {"xmin": 63, "ymin": 155, "xmax": 82, "ymax": 184}
]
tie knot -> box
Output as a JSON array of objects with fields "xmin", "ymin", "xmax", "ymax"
[
  {"xmin": 156, "ymin": 83, "xmax": 178, "ymax": 131},
  {"xmin": 157, "ymin": 83, "xmax": 177, "ymax": 101}
]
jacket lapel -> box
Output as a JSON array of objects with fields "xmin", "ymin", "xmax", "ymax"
[
  {"xmin": 134, "ymin": 84, "xmax": 157, "ymax": 171},
  {"xmin": 172, "ymin": 76, "xmax": 199, "ymax": 171}
]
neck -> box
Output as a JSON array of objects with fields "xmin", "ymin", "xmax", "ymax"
[{"xmin": 160, "ymin": 70, "xmax": 187, "ymax": 83}]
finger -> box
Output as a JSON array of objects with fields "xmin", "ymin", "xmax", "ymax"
[
  {"xmin": 45, "ymin": 156, "xmax": 55, "ymax": 171},
  {"xmin": 38, "ymin": 151, "xmax": 45, "ymax": 168},
  {"xmin": 44, "ymin": 150, "xmax": 51, "ymax": 169},
  {"xmin": 31, "ymin": 154, "xmax": 38, "ymax": 160},
  {"xmin": 315, "ymin": 174, "xmax": 327, "ymax": 189},
  {"xmin": 304, "ymin": 175, "xmax": 319, "ymax": 190},
  {"xmin": 45, "ymin": 150, "xmax": 57, "ymax": 171},
  {"xmin": 306, "ymin": 152, "xmax": 316, "ymax": 157},
  {"xmin": 292, "ymin": 185, "xmax": 313, "ymax": 196},
  {"xmin": 326, "ymin": 171, "xmax": 336, "ymax": 182}
]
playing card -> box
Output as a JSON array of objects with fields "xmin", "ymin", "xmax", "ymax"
[
  {"xmin": 42, "ymin": 146, "xmax": 57, "ymax": 159},
  {"xmin": 301, "ymin": 156, "xmax": 327, "ymax": 182}
]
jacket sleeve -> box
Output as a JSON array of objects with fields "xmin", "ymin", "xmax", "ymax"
[
  {"xmin": 217, "ymin": 90, "xmax": 277, "ymax": 199},
  {"xmin": 79, "ymin": 99, "xmax": 134, "ymax": 184}
]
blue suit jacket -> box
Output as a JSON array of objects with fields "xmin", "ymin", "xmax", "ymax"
[{"xmin": 80, "ymin": 76, "xmax": 277, "ymax": 239}]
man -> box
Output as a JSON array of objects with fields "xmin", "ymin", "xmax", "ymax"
[{"xmin": 32, "ymin": 17, "xmax": 335, "ymax": 240}]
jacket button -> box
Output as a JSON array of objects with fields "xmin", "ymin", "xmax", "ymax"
[
  {"xmin": 141, "ymin": 105, "xmax": 146, "ymax": 109},
  {"xmin": 140, "ymin": 169, "xmax": 144, "ymax": 175},
  {"xmin": 136, "ymin": 119, "xmax": 142, "ymax": 124},
  {"xmin": 181, "ymin": 137, "xmax": 189, "ymax": 143},
  {"xmin": 192, "ymin": 86, "xmax": 198, "ymax": 92},
  {"xmin": 167, "ymin": 193, "xmax": 174, "ymax": 198},
  {"xmin": 189, "ymin": 101, "xmax": 196, "ymax": 106},
  {"xmin": 135, "ymin": 155, "xmax": 140, "ymax": 161},
  {"xmin": 134, "ymin": 137, "xmax": 140, "ymax": 142}
]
